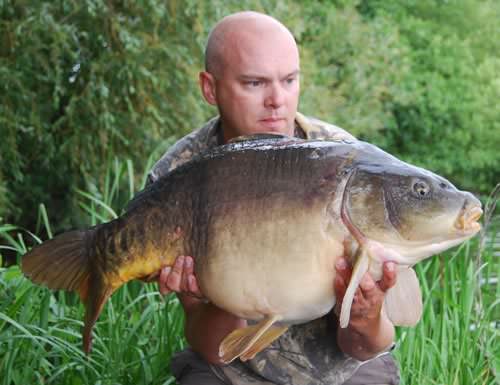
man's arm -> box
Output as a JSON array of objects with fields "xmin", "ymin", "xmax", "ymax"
[{"xmin": 334, "ymin": 258, "xmax": 396, "ymax": 361}]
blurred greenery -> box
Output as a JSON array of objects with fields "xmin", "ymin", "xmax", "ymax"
[{"xmin": 1, "ymin": 0, "xmax": 499, "ymax": 238}]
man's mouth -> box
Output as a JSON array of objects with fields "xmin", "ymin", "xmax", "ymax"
[
  {"xmin": 259, "ymin": 117, "xmax": 286, "ymax": 128},
  {"xmin": 260, "ymin": 117, "xmax": 285, "ymax": 122}
]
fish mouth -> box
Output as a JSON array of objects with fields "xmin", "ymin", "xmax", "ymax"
[{"xmin": 454, "ymin": 205, "xmax": 483, "ymax": 234}]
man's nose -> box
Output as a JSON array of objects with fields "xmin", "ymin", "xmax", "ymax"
[{"xmin": 264, "ymin": 83, "xmax": 285, "ymax": 108}]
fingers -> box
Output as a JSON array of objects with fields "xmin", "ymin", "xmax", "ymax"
[
  {"xmin": 188, "ymin": 275, "xmax": 203, "ymax": 298},
  {"xmin": 378, "ymin": 262, "xmax": 397, "ymax": 292},
  {"xmin": 157, "ymin": 256, "xmax": 184, "ymax": 295},
  {"xmin": 335, "ymin": 258, "xmax": 376, "ymax": 302},
  {"xmin": 166, "ymin": 255, "xmax": 184, "ymax": 291},
  {"xmin": 158, "ymin": 266, "xmax": 172, "ymax": 295},
  {"xmin": 335, "ymin": 258, "xmax": 351, "ymax": 290},
  {"xmin": 358, "ymin": 272, "xmax": 376, "ymax": 300},
  {"xmin": 157, "ymin": 255, "xmax": 203, "ymax": 298},
  {"xmin": 351, "ymin": 263, "xmax": 397, "ymax": 320},
  {"xmin": 333, "ymin": 256, "xmax": 399, "ymax": 328},
  {"xmin": 180, "ymin": 256, "xmax": 192, "ymax": 291},
  {"xmin": 357, "ymin": 263, "xmax": 395, "ymax": 303},
  {"xmin": 182, "ymin": 256, "xmax": 203, "ymax": 297},
  {"xmin": 346, "ymin": 273, "xmax": 381, "ymax": 322}
]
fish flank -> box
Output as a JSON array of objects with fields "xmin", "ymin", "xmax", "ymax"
[{"xmin": 20, "ymin": 136, "xmax": 482, "ymax": 356}]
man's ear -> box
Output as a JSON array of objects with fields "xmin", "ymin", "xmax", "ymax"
[{"xmin": 199, "ymin": 71, "xmax": 217, "ymax": 105}]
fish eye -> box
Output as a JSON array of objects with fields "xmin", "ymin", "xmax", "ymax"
[
  {"xmin": 439, "ymin": 182, "xmax": 448, "ymax": 189},
  {"xmin": 413, "ymin": 180, "xmax": 431, "ymax": 198}
]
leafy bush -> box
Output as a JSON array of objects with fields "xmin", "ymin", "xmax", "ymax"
[
  {"xmin": 0, "ymin": 0, "xmax": 213, "ymax": 230},
  {"xmin": 356, "ymin": 0, "xmax": 500, "ymax": 193},
  {"xmin": 1, "ymin": 0, "xmax": 499, "ymax": 236}
]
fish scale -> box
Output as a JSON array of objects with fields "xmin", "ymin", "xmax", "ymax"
[{"xmin": 21, "ymin": 134, "xmax": 482, "ymax": 361}]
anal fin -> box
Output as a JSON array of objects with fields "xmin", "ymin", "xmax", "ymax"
[
  {"xmin": 384, "ymin": 267, "xmax": 422, "ymax": 326},
  {"xmin": 219, "ymin": 315, "xmax": 283, "ymax": 364}
]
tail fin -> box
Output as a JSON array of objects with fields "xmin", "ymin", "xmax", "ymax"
[
  {"xmin": 21, "ymin": 230, "xmax": 90, "ymax": 298},
  {"xmin": 21, "ymin": 228, "xmax": 114, "ymax": 354}
]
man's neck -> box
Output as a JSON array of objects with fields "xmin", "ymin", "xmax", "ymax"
[{"xmin": 218, "ymin": 117, "xmax": 303, "ymax": 145}]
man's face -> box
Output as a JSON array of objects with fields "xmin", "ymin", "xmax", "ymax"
[{"xmin": 205, "ymin": 28, "xmax": 300, "ymax": 142}]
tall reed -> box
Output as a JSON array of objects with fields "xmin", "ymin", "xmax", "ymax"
[{"xmin": 0, "ymin": 159, "xmax": 498, "ymax": 384}]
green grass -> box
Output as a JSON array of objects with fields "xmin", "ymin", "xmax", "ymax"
[
  {"xmin": 0, "ymin": 157, "xmax": 185, "ymax": 385},
  {"xmin": 394, "ymin": 189, "xmax": 500, "ymax": 385},
  {"xmin": 0, "ymin": 269, "xmax": 185, "ymax": 384},
  {"xmin": 394, "ymin": 242, "xmax": 499, "ymax": 385},
  {"xmin": 0, "ymin": 159, "xmax": 498, "ymax": 384}
]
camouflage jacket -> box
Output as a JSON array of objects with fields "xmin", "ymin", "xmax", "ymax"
[
  {"xmin": 148, "ymin": 112, "xmax": 355, "ymax": 184},
  {"xmin": 148, "ymin": 113, "xmax": 365, "ymax": 385}
]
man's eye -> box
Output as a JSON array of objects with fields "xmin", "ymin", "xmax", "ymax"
[
  {"xmin": 247, "ymin": 80, "xmax": 262, "ymax": 87},
  {"xmin": 285, "ymin": 78, "xmax": 295, "ymax": 84}
]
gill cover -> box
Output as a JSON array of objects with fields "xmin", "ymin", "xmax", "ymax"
[{"xmin": 339, "ymin": 168, "xmax": 424, "ymax": 328}]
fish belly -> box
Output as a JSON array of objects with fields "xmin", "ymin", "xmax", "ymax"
[{"xmin": 196, "ymin": 201, "xmax": 344, "ymax": 324}]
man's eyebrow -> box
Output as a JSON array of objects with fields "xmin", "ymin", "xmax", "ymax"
[
  {"xmin": 284, "ymin": 70, "xmax": 300, "ymax": 78},
  {"xmin": 238, "ymin": 74, "xmax": 270, "ymax": 81},
  {"xmin": 238, "ymin": 70, "xmax": 300, "ymax": 81}
]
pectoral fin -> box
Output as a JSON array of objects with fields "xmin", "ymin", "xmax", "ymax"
[
  {"xmin": 219, "ymin": 315, "xmax": 286, "ymax": 364},
  {"xmin": 339, "ymin": 251, "xmax": 370, "ymax": 328},
  {"xmin": 384, "ymin": 267, "xmax": 422, "ymax": 326}
]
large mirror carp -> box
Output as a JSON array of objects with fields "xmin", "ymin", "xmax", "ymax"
[{"xmin": 21, "ymin": 135, "xmax": 482, "ymax": 363}]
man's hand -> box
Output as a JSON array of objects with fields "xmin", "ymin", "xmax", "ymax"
[
  {"xmin": 158, "ymin": 255, "xmax": 203, "ymax": 298},
  {"xmin": 334, "ymin": 257, "xmax": 397, "ymax": 360},
  {"xmin": 334, "ymin": 257, "xmax": 396, "ymax": 329},
  {"xmin": 156, "ymin": 255, "xmax": 246, "ymax": 364}
]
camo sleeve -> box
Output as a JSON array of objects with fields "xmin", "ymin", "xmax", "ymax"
[
  {"xmin": 295, "ymin": 112, "xmax": 357, "ymax": 142},
  {"xmin": 146, "ymin": 117, "xmax": 221, "ymax": 185}
]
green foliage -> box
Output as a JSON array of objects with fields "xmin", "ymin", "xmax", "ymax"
[
  {"xmin": 0, "ymin": 157, "xmax": 185, "ymax": 385},
  {"xmin": 356, "ymin": 0, "xmax": 500, "ymax": 193},
  {"xmin": 1, "ymin": 0, "xmax": 499, "ymax": 233},
  {"xmin": 394, "ymin": 241, "xmax": 500, "ymax": 384},
  {"xmin": 0, "ymin": 0, "xmax": 213, "ymax": 230},
  {"xmin": 298, "ymin": 5, "xmax": 413, "ymax": 138},
  {"xmin": 0, "ymin": 266, "xmax": 185, "ymax": 384}
]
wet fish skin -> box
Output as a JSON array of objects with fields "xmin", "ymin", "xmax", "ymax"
[{"xmin": 20, "ymin": 135, "xmax": 482, "ymax": 359}]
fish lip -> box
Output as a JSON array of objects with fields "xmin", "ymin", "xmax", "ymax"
[{"xmin": 454, "ymin": 204, "xmax": 483, "ymax": 234}]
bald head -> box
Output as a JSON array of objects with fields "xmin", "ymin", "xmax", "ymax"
[
  {"xmin": 205, "ymin": 11, "xmax": 298, "ymax": 77},
  {"xmin": 199, "ymin": 11, "xmax": 300, "ymax": 141}
]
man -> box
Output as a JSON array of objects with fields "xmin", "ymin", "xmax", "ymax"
[{"xmin": 148, "ymin": 11, "xmax": 400, "ymax": 385}]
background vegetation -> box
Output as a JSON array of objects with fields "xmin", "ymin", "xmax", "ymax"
[
  {"xmin": 1, "ymin": 0, "xmax": 499, "ymax": 234},
  {"xmin": 0, "ymin": 0, "xmax": 499, "ymax": 383}
]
